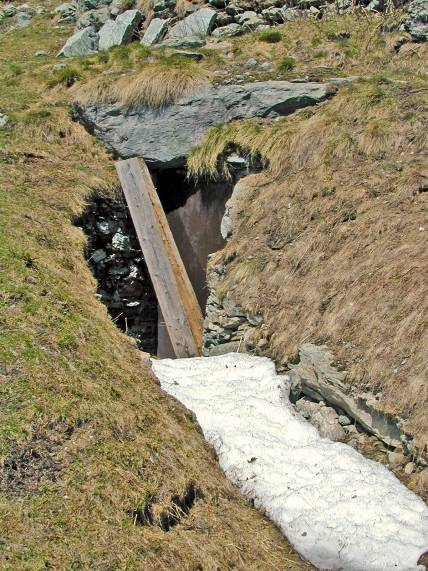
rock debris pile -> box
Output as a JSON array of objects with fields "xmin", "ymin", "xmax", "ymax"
[{"xmin": 75, "ymin": 192, "xmax": 158, "ymax": 353}]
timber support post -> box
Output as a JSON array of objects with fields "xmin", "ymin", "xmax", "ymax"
[{"xmin": 115, "ymin": 158, "xmax": 203, "ymax": 358}]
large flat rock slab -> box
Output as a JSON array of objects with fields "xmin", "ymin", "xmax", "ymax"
[{"xmin": 74, "ymin": 80, "xmax": 335, "ymax": 169}]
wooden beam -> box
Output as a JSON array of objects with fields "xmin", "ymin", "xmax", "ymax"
[{"xmin": 115, "ymin": 158, "xmax": 203, "ymax": 358}]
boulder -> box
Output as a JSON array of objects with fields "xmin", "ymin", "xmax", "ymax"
[
  {"xmin": 262, "ymin": 6, "xmax": 284, "ymax": 22},
  {"xmin": 74, "ymin": 80, "xmax": 334, "ymax": 169},
  {"xmin": 212, "ymin": 22, "xmax": 242, "ymax": 37},
  {"xmin": 403, "ymin": 0, "xmax": 428, "ymax": 42},
  {"xmin": 58, "ymin": 26, "xmax": 99, "ymax": 57},
  {"xmin": 168, "ymin": 7, "xmax": 217, "ymax": 37},
  {"xmin": 141, "ymin": 17, "xmax": 169, "ymax": 45},
  {"xmin": 98, "ymin": 9, "xmax": 143, "ymax": 51}
]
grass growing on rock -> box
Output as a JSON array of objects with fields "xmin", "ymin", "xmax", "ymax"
[{"xmin": 0, "ymin": 5, "xmax": 316, "ymax": 570}]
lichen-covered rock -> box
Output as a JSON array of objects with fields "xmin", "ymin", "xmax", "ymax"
[
  {"xmin": 98, "ymin": 9, "xmax": 143, "ymax": 50},
  {"xmin": 168, "ymin": 7, "xmax": 217, "ymax": 37},
  {"xmin": 77, "ymin": 6, "xmax": 110, "ymax": 30},
  {"xmin": 54, "ymin": 1, "xmax": 78, "ymax": 22},
  {"xmin": 403, "ymin": 0, "xmax": 428, "ymax": 41},
  {"xmin": 141, "ymin": 17, "xmax": 169, "ymax": 45},
  {"xmin": 74, "ymin": 80, "xmax": 334, "ymax": 169},
  {"xmin": 155, "ymin": 36, "xmax": 206, "ymax": 48},
  {"xmin": 58, "ymin": 26, "xmax": 99, "ymax": 57},
  {"xmin": 212, "ymin": 22, "xmax": 242, "ymax": 37}
]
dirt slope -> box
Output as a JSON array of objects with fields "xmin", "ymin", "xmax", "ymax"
[{"xmin": 0, "ymin": 6, "xmax": 314, "ymax": 570}]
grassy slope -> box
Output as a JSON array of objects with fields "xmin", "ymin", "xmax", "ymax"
[
  {"xmin": 188, "ymin": 19, "xmax": 428, "ymax": 452},
  {"xmin": 0, "ymin": 7, "xmax": 315, "ymax": 570}
]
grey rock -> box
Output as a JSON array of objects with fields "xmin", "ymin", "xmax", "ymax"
[
  {"xmin": 212, "ymin": 22, "xmax": 242, "ymax": 37},
  {"xmin": 98, "ymin": 9, "xmax": 143, "ymax": 50},
  {"xmin": 388, "ymin": 451, "xmax": 406, "ymax": 468},
  {"xmin": 208, "ymin": 0, "xmax": 225, "ymax": 7},
  {"xmin": 112, "ymin": 231, "xmax": 131, "ymax": 252},
  {"xmin": 75, "ymin": 80, "xmax": 333, "ymax": 169},
  {"xmin": 338, "ymin": 414, "xmax": 351, "ymax": 426},
  {"xmin": 58, "ymin": 26, "xmax": 99, "ymax": 57},
  {"xmin": 172, "ymin": 50, "xmax": 203, "ymax": 60},
  {"xmin": 34, "ymin": 50, "xmax": 48, "ymax": 56},
  {"xmin": 262, "ymin": 6, "xmax": 283, "ymax": 22},
  {"xmin": 141, "ymin": 17, "xmax": 169, "ymax": 45},
  {"xmin": 92, "ymin": 248, "xmax": 107, "ymax": 263},
  {"xmin": 207, "ymin": 341, "xmax": 245, "ymax": 356},
  {"xmin": 0, "ymin": 113, "xmax": 9, "ymax": 128},
  {"xmin": 77, "ymin": 7, "xmax": 110, "ymax": 30},
  {"xmin": 235, "ymin": 10, "xmax": 263, "ymax": 25},
  {"xmin": 281, "ymin": 7, "xmax": 300, "ymax": 21},
  {"xmin": 55, "ymin": 2, "xmax": 78, "ymax": 22},
  {"xmin": 52, "ymin": 63, "xmax": 67, "ymax": 70},
  {"xmin": 215, "ymin": 11, "xmax": 234, "ymax": 26},
  {"xmin": 247, "ymin": 313, "xmax": 263, "ymax": 326},
  {"xmin": 404, "ymin": 461, "xmax": 416, "ymax": 475},
  {"xmin": 168, "ymin": 7, "xmax": 217, "ymax": 37},
  {"xmin": 14, "ymin": 11, "xmax": 32, "ymax": 27},
  {"xmin": 403, "ymin": 0, "xmax": 428, "ymax": 42},
  {"xmin": 225, "ymin": 3, "xmax": 244, "ymax": 15},
  {"xmin": 153, "ymin": 0, "xmax": 175, "ymax": 12},
  {"xmin": 296, "ymin": 398, "xmax": 346, "ymax": 441},
  {"xmin": 155, "ymin": 36, "xmax": 206, "ymax": 48},
  {"xmin": 289, "ymin": 344, "xmax": 403, "ymax": 448},
  {"xmin": 4, "ymin": 5, "xmax": 17, "ymax": 17}
]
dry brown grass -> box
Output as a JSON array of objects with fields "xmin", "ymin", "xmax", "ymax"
[
  {"xmin": 73, "ymin": 59, "xmax": 208, "ymax": 107},
  {"xmin": 195, "ymin": 80, "xmax": 428, "ymax": 450}
]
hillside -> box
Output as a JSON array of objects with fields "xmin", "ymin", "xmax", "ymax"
[{"xmin": 0, "ymin": 0, "xmax": 427, "ymax": 568}]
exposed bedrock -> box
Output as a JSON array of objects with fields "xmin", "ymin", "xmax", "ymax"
[{"xmin": 73, "ymin": 80, "xmax": 335, "ymax": 168}]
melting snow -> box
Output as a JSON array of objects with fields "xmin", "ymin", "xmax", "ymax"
[{"xmin": 152, "ymin": 353, "xmax": 428, "ymax": 571}]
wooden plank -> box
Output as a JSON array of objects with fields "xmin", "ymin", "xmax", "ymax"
[{"xmin": 115, "ymin": 158, "xmax": 203, "ymax": 358}]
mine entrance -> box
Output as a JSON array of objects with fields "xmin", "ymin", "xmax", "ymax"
[{"xmin": 76, "ymin": 168, "xmax": 232, "ymax": 357}]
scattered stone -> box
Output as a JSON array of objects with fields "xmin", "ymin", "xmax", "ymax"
[
  {"xmin": 235, "ymin": 10, "xmax": 264, "ymax": 26},
  {"xmin": 281, "ymin": 7, "xmax": 300, "ymax": 21},
  {"xmin": 168, "ymin": 7, "xmax": 217, "ymax": 37},
  {"xmin": 215, "ymin": 12, "xmax": 234, "ymax": 26},
  {"xmin": 77, "ymin": 7, "xmax": 110, "ymax": 31},
  {"xmin": 58, "ymin": 26, "xmax": 99, "ymax": 57},
  {"xmin": 34, "ymin": 50, "xmax": 48, "ymax": 57},
  {"xmin": 262, "ymin": 6, "xmax": 284, "ymax": 22},
  {"xmin": 344, "ymin": 424, "xmax": 358, "ymax": 434},
  {"xmin": 296, "ymin": 398, "xmax": 346, "ymax": 441},
  {"xmin": 388, "ymin": 451, "xmax": 407, "ymax": 469},
  {"xmin": 112, "ymin": 231, "xmax": 131, "ymax": 252},
  {"xmin": 141, "ymin": 17, "xmax": 169, "ymax": 45},
  {"xmin": 212, "ymin": 22, "xmax": 242, "ymax": 37},
  {"xmin": 4, "ymin": 5, "xmax": 17, "ymax": 17},
  {"xmin": 14, "ymin": 11, "xmax": 32, "ymax": 28},
  {"xmin": 0, "ymin": 113, "xmax": 9, "ymax": 128},
  {"xmin": 172, "ymin": 50, "xmax": 203, "ymax": 61},
  {"xmin": 338, "ymin": 414, "xmax": 351, "ymax": 426},
  {"xmin": 247, "ymin": 313, "xmax": 263, "ymax": 326},
  {"xmin": 259, "ymin": 61, "xmax": 273, "ymax": 71},
  {"xmin": 52, "ymin": 63, "xmax": 67, "ymax": 70},
  {"xmin": 403, "ymin": 0, "xmax": 428, "ymax": 42},
  {"xmin": 54, "ymin": 2, "xmax": 77, "ymax": 23},
  {"xmin": 98, "ymin": 9, "xmax": 144, "ymax": 51},
  {"xmin": 91, "ymin": 249, "xmax": 107, "ymax": 263},
  {"xmin": 405, "ymin": 462, "xmax": 416, "ymax": 475},
  {"xmin": 155, "ymin": 36, "xmax": 206, "ymax": 48}
]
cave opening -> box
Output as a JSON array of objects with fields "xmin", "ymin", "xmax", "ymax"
[{"xmin": 75, "ymin": 168, "xmax": 233, "ymax": 357}]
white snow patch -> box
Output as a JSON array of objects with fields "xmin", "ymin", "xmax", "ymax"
[{"xmin": 151, "ymin": 353, "xmax": 428, "ymax": 571}]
